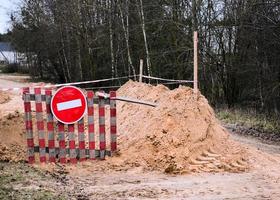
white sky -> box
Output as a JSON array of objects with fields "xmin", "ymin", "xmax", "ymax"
[{"xmin": 0, "ymin": 0, "xmax": 21, "ymax": 33}]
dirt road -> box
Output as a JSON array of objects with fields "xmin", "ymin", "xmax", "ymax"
[
  {"xmin": 45, "ymin": 133, "xmax": 279, "ymax": 200},
  {"xmin": 0, "ymin": 74, "xmax": 280, "ymax": 200},
  {"xmin": 0, "ymin": 74, "xmax": 29, "ymax": 87},
  {"xmin": 0, "ymin": 74, "xmax": 29, "ymax": 116}
]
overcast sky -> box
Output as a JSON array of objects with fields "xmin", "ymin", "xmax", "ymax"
[{"xmin": 0, "ymin": 0, "xmax": 20, "ymax": 34}]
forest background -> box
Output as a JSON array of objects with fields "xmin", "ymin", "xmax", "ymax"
[{"xmin": 0, "ymin": 0, "xmax": 279, "ymax": 129}]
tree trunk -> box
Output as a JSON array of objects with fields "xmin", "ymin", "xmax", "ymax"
[
  {"xmin": 109, "ymin": 0, "xmax": 115, "ymax": 78},
  {"xmin": 117, "ymin": 0, "xmax": 136, "ymax": 78},
  {"xmin": 138, "ymin": 0, "xmax": 151, "ymax": 77}
]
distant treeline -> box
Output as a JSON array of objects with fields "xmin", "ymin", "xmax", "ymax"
[{"xmin": 8, "ymin": 0, "xmax": 280, "ymax": 114}]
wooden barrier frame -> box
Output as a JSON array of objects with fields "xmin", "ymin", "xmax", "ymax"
[{"xmin": 23, "ymin": 88, "xmax": 117, "ymax": 164}]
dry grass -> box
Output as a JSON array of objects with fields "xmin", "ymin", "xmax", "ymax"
[{"xmin": 217, "ymin": 108, "xmax": 280, "ymax": 134}]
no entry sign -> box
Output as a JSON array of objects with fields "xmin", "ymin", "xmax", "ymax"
[{"xmin": 51, "ymin": 86, "xmax": 87, "ymax": 124}]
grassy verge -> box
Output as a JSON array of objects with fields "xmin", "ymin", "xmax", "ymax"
[
  {"xmin": 216, "ymin": 108, "xmax": 280, "ymax": 134},
  {"xmin": 0, "ymin": 162, "xmax": 67, "ymax": 200},
  {"xmin": 0, "ymin": 64, "xmax": 29, "ymax": 74}
]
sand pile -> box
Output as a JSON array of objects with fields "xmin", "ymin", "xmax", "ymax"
[
  {"xmin": 113, "ymin": 81, "xmax": 249, "ymax": 173},
  {"xmin": 0, "ymin": 111, "xmax": 26, "ymax": 162},
  {"xmin": 0, "ymin": 80, "xmax": 249, "ymax": 173},
  {"xmin": 0, "ymin": 91, "xmax": 11, "ymax": 104}
]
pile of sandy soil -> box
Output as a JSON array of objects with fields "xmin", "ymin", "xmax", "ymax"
[
  {"xmin": 111, "ymin": 81, "xmax": 249, "ymax": 173},
  {"xmin": 0, "ymin": 91, "xmax": 11, "ymax": 104},
  {"xmin": 0, "ymin": 111, "xmax": 26, "ymax": 162},
  {"xmin": 0, "ymin": 80, "xmax": 249, "ymax": 173}
]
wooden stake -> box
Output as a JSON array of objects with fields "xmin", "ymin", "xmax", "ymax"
[
  {"xmin": 193, "ymin": 31, "xmax": 198, "ymax": 94},
  {"xmin": 139, "ymin": 59, "xmax": 143, "ymax": 82}
]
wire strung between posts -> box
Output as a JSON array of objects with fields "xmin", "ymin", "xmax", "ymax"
[
  {"xmin": 84, "ymin": 78, "xmax": 192, "ymax": 90},
  {"xmin": 0, "ymin": 75, "xmax": 136, "ymax": 91},
  {"xmin": 52, "ymin": 75, "xmax": 136, "ymax": 88},
  {"xmin": 84, "ymin": 81, "xmax": 189, "ymax": 91},
  {"xmin": 141, "ymin": 75, "xmax": 194, "ymax": 83},
  {"xmin": 0, "ymin": 75, "xmax": 192, "ymax": 91},
  {"xmin": 84, "ymin": 85, "xmax": 121, "ymax": 90}
]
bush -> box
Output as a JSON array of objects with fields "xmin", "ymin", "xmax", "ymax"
[
  {"xmin": 216, "ymin": 108, "xmax": 280, "ymax": 134},
  {"xmin": 1, "ymin": 63, "xmax": 19, "ymax": 73}
]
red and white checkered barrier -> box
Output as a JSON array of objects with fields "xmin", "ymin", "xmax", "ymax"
[{"xmin": 22, "ymin": 87, "xmax": 117, "ymax": 164}]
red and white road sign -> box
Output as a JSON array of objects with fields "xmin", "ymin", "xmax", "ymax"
[{"xmin": 51, "ymin": 86, "xmax": 87, "ymax": 124}]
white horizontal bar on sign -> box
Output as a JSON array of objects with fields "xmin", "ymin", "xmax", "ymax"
[{"xmin": 57, "ymin": 99, "xmax": 82, "ymax": 111}]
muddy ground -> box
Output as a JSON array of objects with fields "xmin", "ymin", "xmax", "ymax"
[{"xmin": 0, "ymin": 74, "xmax": 280, "ymax": 200}]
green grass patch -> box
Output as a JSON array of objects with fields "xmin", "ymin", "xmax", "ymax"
[
  {"xmin": 0, "ymin": 186, "xmax": 65, "ymax": 200},
  {"xmin": 216, "ymin": 109, "xmax": 280, "ymax": 134},
  {"xmin": 0, "ymin": 162, "xmax": 67, "ymax": 200}
]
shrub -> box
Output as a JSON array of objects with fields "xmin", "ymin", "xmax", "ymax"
[{"xmin": 1, "ymin": 63, "xmax": 19, "ymax": 73}]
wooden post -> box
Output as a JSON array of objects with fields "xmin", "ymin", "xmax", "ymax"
[
  {"xmin": 193, "ymin": 31, "xmax": 198, "ymax": 94},
  {"xmin": 139, "ymin": 59, "xmax": 143, "ymax": 82}
]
